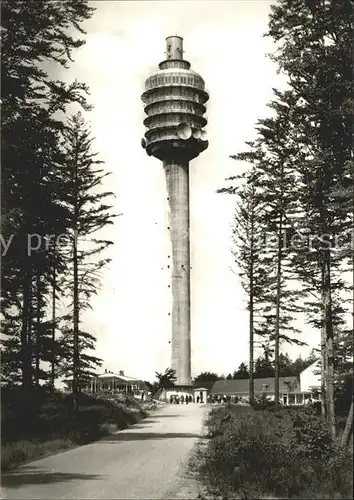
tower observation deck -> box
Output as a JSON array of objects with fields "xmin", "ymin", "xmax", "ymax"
[{"xmin": 141, "ymin": 36, "xmax": 209, "ymax": 390}]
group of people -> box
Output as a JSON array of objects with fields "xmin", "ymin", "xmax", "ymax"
[
  {"xmin": 208, "ymin": 394, "xmax": 245, "ymax": 404},
  {"xmin": 168, "ymin": 393, "xmax": 317, "ymax": 406},
  {"xmin": 168, "ymin": 394, "xmax": 241, "ymax": 404},
  {"xmin": 169, "ymin": 394, "xmax": 194, "ymax": 404}
]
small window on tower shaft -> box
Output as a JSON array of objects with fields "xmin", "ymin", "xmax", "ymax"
[{"xmin": 168, "ymin": 44, "xmax": 171, "ymax": 51}]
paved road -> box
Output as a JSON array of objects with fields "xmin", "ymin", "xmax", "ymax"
[{"xmin": 1, "ymin": 404, "xmax": 208, "ymax": 500}]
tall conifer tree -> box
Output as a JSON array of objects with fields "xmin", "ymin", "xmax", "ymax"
[
  {"xmin": 267, "ymin": 0, "xmax": 353, "ymax": 437},
  {"xmin": 58, "ymin": 113, "xmax": 116, "ymax": 408},
  {"xmin": 1, "ymin": 1, "xmax": 95, "ymax": 389}
]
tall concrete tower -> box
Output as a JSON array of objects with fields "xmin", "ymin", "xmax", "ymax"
[{"xmin": 141, "ymin": 36, "xmax": 209, "ymax": 391}]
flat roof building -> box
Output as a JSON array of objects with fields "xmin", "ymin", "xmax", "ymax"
[{"xmin": 64, "ymin": 369, "xmax": 149, "ymax": 395}]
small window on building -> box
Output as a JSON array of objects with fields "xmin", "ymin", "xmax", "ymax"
[{"xmin": 173, "ymin": 76, "xmax": 176, "ymax": 83}]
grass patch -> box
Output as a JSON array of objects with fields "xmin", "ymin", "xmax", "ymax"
[
  {"xmin": 1, "ymin": 439, "xmax": 74, "ymax": 471},
  {"xmin": 197, "ymin": 404, "xmax": 353, "ymax": 499},
  {"xmin": 1, "ymin": 387, "xmax": 148, "ymax": 471}
]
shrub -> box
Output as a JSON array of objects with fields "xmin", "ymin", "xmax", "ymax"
[
  {"xmin": 1, "ymin": 439, "xmax": 73, "ymax": 471},
  {"xmin": 198, "ymin": 406, "xmax": 353, "ymax": 499},
  {"xmin": 200, "ymin": 409, "xmax": 295, "ymax": 497},
  {"xmin": 1, "ymin": 388, "xmax": 148, "ymax": 469},
  {"xmin": 205, "ymin": 404, "xmax": 252, "ymax": 438},
  {"xmin": 250, "ymin": 394, "xmax": 277, "ymax": 411},
  {"xmin": 323, "ymin": 445, "xmax": 353, "ymax": 498},
  {"xmin": 288, "ymin": 409, "xmax": 334, "ymax": 461},
  {"xmin": 1, "ymin": 443, "xmax": 28, "ymax": 470}
]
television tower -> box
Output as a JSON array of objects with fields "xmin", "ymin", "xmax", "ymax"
[{"xmin": 141, "ymin": 36, "xmax": 209, "ymax": 391}]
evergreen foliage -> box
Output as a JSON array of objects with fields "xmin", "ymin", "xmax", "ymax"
[
  {"xmin": 218, "ymin": 0, "xmax": 353, "ymax": 436},
  {"xmin": 155, "ymin": 368, "xmax": 177, "ymax": 390},
  {"xmin": 1, "ymin": 2, "xmax": 116, "ymax": 408}
]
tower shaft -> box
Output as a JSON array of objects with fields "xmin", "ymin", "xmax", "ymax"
[
  {"xmin": 141, "ymin": 35, "xmax": 209, "ymax": 392},
  {"xmin": 164, "ymin": 160, "xmax": 191, "ymax": 386}
]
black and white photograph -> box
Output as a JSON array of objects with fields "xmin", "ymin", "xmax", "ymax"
[{"xmin": 1, "ymin": 0, "xmax": 353, "ymax": 498}]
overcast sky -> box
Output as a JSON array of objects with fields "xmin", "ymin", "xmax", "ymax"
[{"xmin": 58, "ymin": 0, "xmax": 319, "ymax": 383}]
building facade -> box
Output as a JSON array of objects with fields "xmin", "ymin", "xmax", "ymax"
[
  {"xmin": 209, "ymin": 362, "xmax": 321, "ymax": 405},
  {"xmin": 64, "ymin": 369, "xmax": 149, "ymax": 396}
]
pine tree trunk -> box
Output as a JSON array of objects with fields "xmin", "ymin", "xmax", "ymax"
[
  {"xmin": 323, "ymin": 252, "xmax": 336, "ymax": 440},
  {"xmin": 348, "ymin": 158, "xmax": 354, "ymax": 447},
  {"xmin": 352, "ymin": 152, "xmax": 354, "ymax": 395},
  {"xmin": 72, "ymin": 141, "xmax": 80, "ymax": 414},
  {"xmin": 35, "ymin": 272, "xmax": 41, "ymax": 386},
  {"xmin": 21, "ymin": 265, "xmax": 32, "ymax": 390},
  {"xmin": 274, "ymin": 213, "xmax": 283, "ymax": 412},
  {"xmin": 51, "ymin": 257, "xmax": 56, "ymax": 389},
  {"xmin": 249, "ymin": 216, "xmax": 255, "ymax": 405},
  {"xmin": 249, "ymin": 286, "xmax": 254, "ymax": 404},
  {"xmin": 341, "ymin": 399, "xmax": 353, "ymax": 448},
  {"xmin": 73, "ymin": 234, "xmax": 79, "ymax": 411},
  {"xmin": 274, "ymin": 158, "xmax": 286, "ymax": 412},
  {"xmin": 320, "ymin": 308, "xmax": 327, "ymax": 421},
  {"xmin": 28, "ymin": 275, "xmax": 34, "ymax": 387}
]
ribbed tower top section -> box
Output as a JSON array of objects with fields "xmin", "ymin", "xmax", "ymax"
[{"xmin": 141, "ymin": 36, "xmax": 209, "ymax": 162}]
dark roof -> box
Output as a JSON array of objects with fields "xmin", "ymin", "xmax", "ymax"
[
  {"xmin": 193, "ymin": 380, "xmax": 217, "ymax": 391},
  {"xmin": 211, "ymin": 376, "xmax": 299, "ymax": 395}
]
